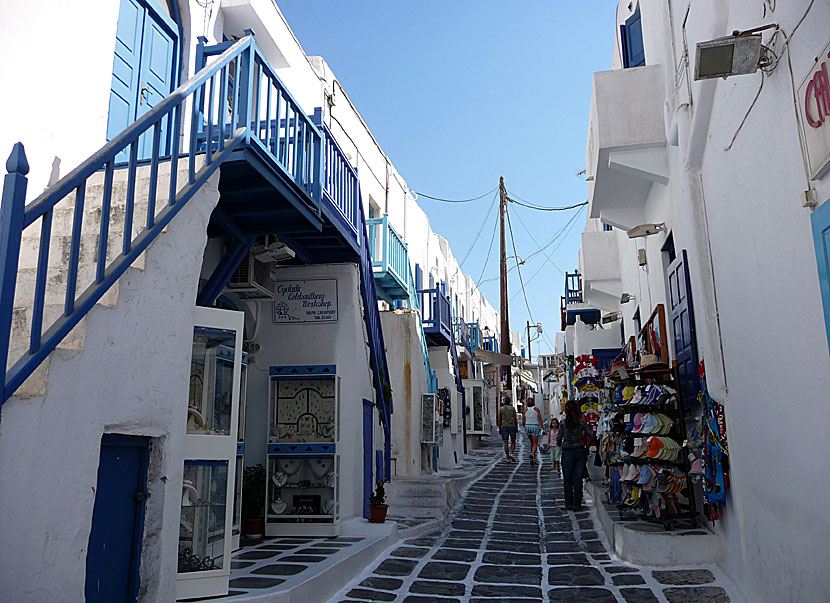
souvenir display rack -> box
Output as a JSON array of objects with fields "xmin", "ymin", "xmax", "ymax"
[
  {"xmin": 265, "ymin": 366, "xmax": 341, "ymax": 537},
  {"xmin": 596, "ymin": 305, "xmax": 699, "ymax": 530}
]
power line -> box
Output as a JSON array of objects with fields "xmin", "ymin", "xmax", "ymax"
[
  {"xmin": 510, "ymin": 207, "xmax": 583, "ymax": 301},
  {"xmin": 505, "ymin": 204, "xmax": 537, "ymax": 326},
  {"xmin": 477, "ymin": 199, "xmax": 585, "ymax": 286},
  {"xmin": 411, "ymin": 186, "xmax": 498, "ymax": 203},
  {"xmin": 458, "ymin": 191, "xmax": 499, "ymax": 268},
  {"xmin": 506, "ymin": 188, "xmax": 588, "ymax": 211},
  {"xmin": 476, "ymin": 204, "xmax": 501, "ymax": 284}
]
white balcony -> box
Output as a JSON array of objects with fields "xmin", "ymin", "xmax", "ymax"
[
  {"xmin": 586, "ymin": 65, "xmax": 667, "ymax": 230},
  {"xmin": 579, "ymin": 231, "xmax": 621, "ymax": 311}
]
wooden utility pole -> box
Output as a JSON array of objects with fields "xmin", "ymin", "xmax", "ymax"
[{"xmin": 499, "ymin": 176, "xmax": 512, "ymax": 395}]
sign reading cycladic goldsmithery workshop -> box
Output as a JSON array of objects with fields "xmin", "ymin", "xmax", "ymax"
[{"xmin": 273, "ymin": 279, "xmax": 338, "ymax": 324}]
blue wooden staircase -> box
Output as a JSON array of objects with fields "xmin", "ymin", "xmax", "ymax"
[{"xmin": 0, "ymin": 32, "xmax": 394, "ymax": 443}]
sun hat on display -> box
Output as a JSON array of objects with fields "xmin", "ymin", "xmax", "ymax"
[
  {"xmin": 646, "ymin": 436, "xmax": 665, "ymax": 458},
  {"xmin": 637, "ymin": 465, "xmax": 653, "ymax": 485},
  {"xmin": 631, "ymin": 413, "xmax": 645, "ymax": 433}
]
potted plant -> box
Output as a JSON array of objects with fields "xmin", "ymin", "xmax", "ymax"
[
  {"xmin": 369, "ymin": 480, "xmax": 388, "ymax": 523},
  {"xmin": 242, "ymin": 464, "xmax": 266, "ymax": 539}
]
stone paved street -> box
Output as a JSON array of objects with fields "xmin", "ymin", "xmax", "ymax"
[{"xmin": 330, "ymin": 439, "xmax": 740, "ymax": 602}]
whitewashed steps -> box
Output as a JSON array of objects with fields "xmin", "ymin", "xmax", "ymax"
[{"xmin": 7, "ymin": 157, "xmax": 201, "ymax": 397}]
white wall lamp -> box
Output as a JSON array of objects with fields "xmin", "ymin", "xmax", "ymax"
[{"xmin": 627, "ymin": 223, "xmax": 666, "ymax": 239}]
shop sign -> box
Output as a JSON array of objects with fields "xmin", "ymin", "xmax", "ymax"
[
  {"xmin": 798, "ymin": 40, "xmax": 830, "ymax": 179},
  {"xmin": 273, "ymin": 279, "xmax": 338, "ymax": 324}
]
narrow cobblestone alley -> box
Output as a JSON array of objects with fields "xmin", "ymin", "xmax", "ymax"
[{"xmin": 331, "ymin": 438, "xmax": 738, "ymax": 603}]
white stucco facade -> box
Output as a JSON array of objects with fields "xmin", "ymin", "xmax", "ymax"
[{"xmin": 572, "ymin": 2, "xmax": 830, "ymax": 601}]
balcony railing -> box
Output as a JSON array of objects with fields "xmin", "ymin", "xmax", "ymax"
[
  {"xmin": 197, "ymin": 37, "xmax": 322, "ymax": 210},
  {"xmin": 454, "ymin": 319, "xmax": 471, "ymax": 350},
  {"xmin": 310, "ymin": 109, "xmax": 359, "ymax": 239},
  {"xmin": 367, "ymin": 214, "xmax": 409, "ymax": 301},
  {"xmin": 468, "ymin": 322, "xmax": 483, "ymax": 350},
  {"xmin": 482, "ymin": 334, "xmax": 498, "ymax": 352},
  {"xmin": 565, "ymin": 271, "xmax": 583, "ymax": 305},
  {"xmin": 419, "ymin": 287, "xmax": 452, "ymax": 346}
]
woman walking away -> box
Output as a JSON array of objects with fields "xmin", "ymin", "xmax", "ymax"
[
  {"xmin": 548, "ymin": 418, "xmax": 561, "ymax": 474},
  {"xmin": 522, "ymin": 400, "xmax": 544, "ymax": 464},
  {"xmin": 557, "ymin": 400, "xmax": 596, "ymax": 510}
]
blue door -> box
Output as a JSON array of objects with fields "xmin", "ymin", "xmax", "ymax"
[
  {"xmin": 811, "ymin": 199, "xmax": 830, "ymax": 352},
  {"xmin": 667, "ymin": 250, "xmax": 699, "ymax": 407},
  {"xmin": 362, "ymin": 399, "xmax": 374, "ymax": 519},
  {"xmin": 85, "ymin": 434, "xmax": 150, "ymax": 602},
  {"xmin": 108, "ymin": 0, "xmax": 176, "ymax": 160}
]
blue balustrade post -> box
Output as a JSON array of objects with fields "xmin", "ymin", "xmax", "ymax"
[
  {"xmin": 0, "ymin": 143, "xmax": 28, "ymax": 405},
  {"xmin": 381, "ymin": 214, "xmax": 389, "ymax": 273},
  {"xmin": 239, "ymin": 30, "xmax": 256, "ymax": 142}
]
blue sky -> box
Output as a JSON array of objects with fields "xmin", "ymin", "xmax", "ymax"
[{"xmin": 277, "ymin": 0, "xmax": 619, "ymax": 355}]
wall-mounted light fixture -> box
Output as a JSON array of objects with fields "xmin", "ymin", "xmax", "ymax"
[
  {"xmin": 627, "ymin": 223, "xmax": 666, "ymax": 239},
  {"xmin": 620, "ymin": 293, "xmax": 636, "ymax": 304}
]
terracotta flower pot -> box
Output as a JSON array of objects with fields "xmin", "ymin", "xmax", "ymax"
[
  {"xmin": 245, "ymin": 517, "xmax": 265, "ymax": 539},
  {"xmin": 369, "ymin": 504, "xmax": 388, "ymax": 523}
]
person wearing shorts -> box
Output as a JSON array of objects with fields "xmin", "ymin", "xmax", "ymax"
[
  {"xmin": 522, "ymin": 399, "xmax": 544, "ymax": 464},
  {"xmin": 497, "ymin": 398, "xmax": 518, "ymax": 461}
]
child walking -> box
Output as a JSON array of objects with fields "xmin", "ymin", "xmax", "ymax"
[{"xmin": 548, "ymin": 418, "xmax": 561, "ymax": 473}]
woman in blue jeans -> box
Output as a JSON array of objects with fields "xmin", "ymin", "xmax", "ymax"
[{"xmin": 556, "ymin": 399, "xmax": 596, "ymax": 510}]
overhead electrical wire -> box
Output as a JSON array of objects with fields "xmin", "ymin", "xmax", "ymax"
[
  {"xmin": 510, "ymin": 206, "xmax": 583, "ymax": 301},
  {"xmin": 506, "ymin": 188, "xmax": 588, "ymax": 212},
  {"xmin": 505, "ymin": 204, "xmax": 537, "ymax": 326},
  {"xmin": 476, "ymin": 200, "xmax": 584, "ymax": 286},
  {"xmin": 458, "ymin": 191, "xmax": 499, "ymax": 268},
  {"xmin": 476, "ymin": 206, "xmax": 501, "ymax": 284},
  {"xmin": 411, "ymin": 186, "xmax": 498, "ymax": 203}
]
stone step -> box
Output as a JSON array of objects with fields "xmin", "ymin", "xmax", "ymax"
[
  {"xmin": 9, "ymin": 305, "xmax": 91, "ymax": 359},
  {"xmin": 387, "ymin": 480, "xmax": 450, "ymax": 498},
  {"xmin": 385, "ymin": 505, "xmax": 448, "ymax": 520},
  {"xmin": 14, "ymin": 265, "xmax": 120, "ymax": 309}
]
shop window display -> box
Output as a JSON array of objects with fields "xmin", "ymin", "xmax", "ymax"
[
  {"xmin": 266, "ymin": 368, "xmax": 340, "ymax": 536},
  {"xmin": 179, "ymin": 461, "xmax": 229, "ymax": 573}
]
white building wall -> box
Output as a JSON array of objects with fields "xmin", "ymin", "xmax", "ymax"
[
  {"xmin": 0, "ymin": 172, "xmax": 221, "ymax": 603},
  {"xmin": 238, "ymin": 263, "xmax": 376, "ymax": 522},
  {"xmin": 382, "ymin": 310, "xmax": 431, "ymax": 477},
  {"xmin": 579, "ymin": 2, "xmax": 830, "ymax": 601}
]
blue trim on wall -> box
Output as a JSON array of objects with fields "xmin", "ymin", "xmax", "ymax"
[
  {"xmin": 811, "ymin": 200, "xmax": 830, "ymax": 353},
  {"xmin": 268, "ymin": 443, "xmax": 336, "ymax": 454},
  {"xmin": 269, "ymin": 365, "xmax": 336, "ymax": 377}
]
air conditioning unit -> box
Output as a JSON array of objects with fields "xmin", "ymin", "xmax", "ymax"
[{"xmin": 227, "ymin": 250, "xmax": 276, "ymax": 299}]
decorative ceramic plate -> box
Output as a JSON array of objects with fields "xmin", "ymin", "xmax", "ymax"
[
  {"xmin": 272, "ymin": 472, "xmax": 288, "ymax": 487},
  {"xmin": 281, "ymin": 459, "xmax": 303, "ymax": 475},
  {"xmin": 271, "ymin": 498, "xmax": 287, "ymax": 515},
  {"xmin": 310, "ymin": 458, "xmax": 333, "ymax": 479}
]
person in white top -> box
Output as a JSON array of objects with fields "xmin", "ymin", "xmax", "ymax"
[{"xmin": 522, "ymin": 400, "xmax": 544, "ymax": 465}]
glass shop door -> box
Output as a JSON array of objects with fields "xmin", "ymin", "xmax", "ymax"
[{"xmin": 176, "ymin": 307, "xmax": 244, "ymax": 601}]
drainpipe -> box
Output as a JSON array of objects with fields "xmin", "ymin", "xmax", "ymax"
[{"xmin": 671, "ymin": 2, "xmax": 730, "ymax": 400}]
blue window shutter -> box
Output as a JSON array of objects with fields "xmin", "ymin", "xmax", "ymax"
[
  {"xmin": 622, "ymin": 10, "xmax": 645, "ymax": 68},
  {"xmin": 415, "ymin": 263, "xmax": 422, "ymax": 291},
  {"xmin": 811, "ymin": 200, "xmax": 830, "ymax": 353}
]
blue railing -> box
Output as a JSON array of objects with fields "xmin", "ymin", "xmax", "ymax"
[
  {"xmin": 357, "ymin": 200, "xmax": 393, "ymax": 480},
  {"xmin": 453, "ymin": 318, "xmax": 471, "ymax": 350},
  {"xmin": 482, "ymin": 334, "xmax": 499, "ymax": 352},
  {"xmin": 408, "ymin": 267, "xmax": 437, "ymax": 394},
  {"xmin": 565, "ymin": 271, "xmax": 583, "ymax": 305},
  {"xmin": 367, "ymin": 214, "xmax": 409, "ymax": 290},
  {"xmin": 0, "ymin": 37, "xmax": 263, "ymax": 405},
  {"xmin": 468, "ymin": 321, "xmax": 483, "ymax": 350},
  {"xmin": 420, "ymin": 287, "xmax": 452, "ymax": 342},
  {"xmin": 196, "ymin": 37, "xmax": 322, "ymax": 210},
  {"xmin": 310, "ymin": 109, "xmax": 359, "ymax": 238}
]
